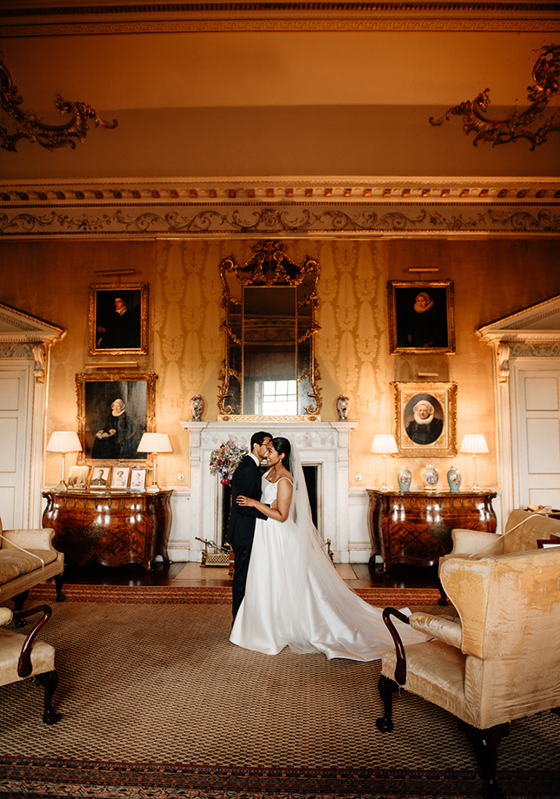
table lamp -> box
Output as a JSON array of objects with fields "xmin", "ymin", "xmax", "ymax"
[
  {"xmin": 460, "ymin": 434, "xmax": 489, "ymax": 491},
  {"xmin": 371, "ymin": 434, "xmax": 398, "ymax": 491},
  {"xmin": 137, "ymin": 432, "xmax": 172, "ymax": 492},
  {"xmin": 46, "ymin": 431, "xmax": 82, "ymax": 491}
]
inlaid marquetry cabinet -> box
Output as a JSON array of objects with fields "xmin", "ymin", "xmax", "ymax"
[
  {"xmin": 367, "ymin": 489, "xmax": 497, "ymax": 572},
  {"xmin": 42, "ymin": 490, "xmax": 172, "ymax": 571}
]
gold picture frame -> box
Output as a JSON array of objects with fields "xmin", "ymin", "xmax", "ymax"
[
  {"xmin": 88, "ymin": 282, "xmax": 148, "ymax": 356},
  {"xmin": 393, "ymin": 381, "xmax": 457, "ymax": 458},
  {"xmin": 388, "ymin": 280, "xmax": 455, "ymax": 355},
  {"xmin": 76, "ymin": 371, "xmax": 157, "ymax": 466}
]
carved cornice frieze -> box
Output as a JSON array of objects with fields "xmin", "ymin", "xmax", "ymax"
[
  {"xmin": 510, "ymin": 341, "xmax": 560, "ymax": 358},
  {"xmin": 1, "ymin": 3, "xmax": 560, "ymax": 37},
  {"xmin": 1, "ymin": 179, "xmax": 559, "ymax": 238},
  {"xmin": 0, "ymin": 341, "xmax": 33, "ymax": 359},
  {"xmin": 0, "ymin": 201, "xmax": 559, "ymax": 238}
]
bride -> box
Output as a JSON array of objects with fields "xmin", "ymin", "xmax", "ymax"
[{"xmin": 230, "ymin": 436, "xmax": 428, "ymax": 661}]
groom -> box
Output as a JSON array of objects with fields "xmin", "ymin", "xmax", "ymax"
[{"xmin": 226, "ymin": 430, "xmax": 272, "ymax": 620}]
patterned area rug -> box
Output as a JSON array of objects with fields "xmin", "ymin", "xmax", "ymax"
[{"xmin": 1, "ymin": 602, "xmax": 559, "ymax": 798}]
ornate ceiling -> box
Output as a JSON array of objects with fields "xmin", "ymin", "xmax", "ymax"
[{"xmin": 1, "ymin": 1, "xmax": 559, "ymax": 238}]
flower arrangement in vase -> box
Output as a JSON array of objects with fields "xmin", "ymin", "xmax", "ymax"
[{"xmin": 209, "ymin": 439, "xmax": 249, "ymax": 485}]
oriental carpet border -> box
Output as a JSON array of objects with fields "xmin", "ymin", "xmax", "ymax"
[
  {"xmin": 28, "ymin": 583, "xmax": 442, "ymax": 606},
  {"xmin": 1, "ymin": 756, "xmax": 560, "ymax": 797}
]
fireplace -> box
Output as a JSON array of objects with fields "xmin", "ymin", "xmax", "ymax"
[{"xmin": 180, "ymin": 420, "xmax": 357, "ymax": 563}]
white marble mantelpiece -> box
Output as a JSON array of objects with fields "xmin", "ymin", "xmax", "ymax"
[{"xmin": 179, "ymin": 420, "xmax": 358, "ymax": 563}]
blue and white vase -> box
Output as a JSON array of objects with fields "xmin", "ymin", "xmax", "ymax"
[
  {"xmin": 421, "ymin": 462, "xmax": 439, "ymax": 490},
  {"xmin": 447, "ymin": 465, "xmax": 462, "ymax": 493},
  {"xmin": 397, "ymin": 466, "xmax": 412, "ymax": 492}
]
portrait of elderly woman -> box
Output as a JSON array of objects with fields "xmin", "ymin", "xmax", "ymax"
[{"xmin": 405, "ymin": 395, "xmax": 444, "ymax": 446}]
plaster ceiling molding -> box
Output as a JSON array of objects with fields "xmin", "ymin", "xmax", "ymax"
[
  {"xmin": 430, "ymin": 44, "xmax": 560, "ymax": 150},
  {"xmin": 0, "ymin": 54, "xmax": 118, "ymax": 152},
  {"xmin": 0, "ymin": 177, "xmax": 559, "ymax": 239},
  {"xmin": 0, "ymin": 302, "xmax": 66, "ymax": 382},
  {"xmin": 477, "ymin": 294, "xmax": 560, "ymax": 382},
  {"xmin": 1, "ymin": 2, "xmax": 560, "ymax": 36}
]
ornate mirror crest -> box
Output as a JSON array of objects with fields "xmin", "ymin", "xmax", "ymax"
[{"xmin": 218, "ymin": 240, "xmax": 322, "ymax": 421}]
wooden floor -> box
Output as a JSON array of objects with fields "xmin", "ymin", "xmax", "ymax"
[{"xmin": 62, "ymin": 559, "xmax": 440, "ymax": 590}]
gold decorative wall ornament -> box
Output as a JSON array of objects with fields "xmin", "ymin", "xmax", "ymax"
[
  {"xmin": 430, "ymin": 44, "xmax": 560, "ymax": 149},
  {"xmin": 0, "ymin": 54, "xmax": 117, "ymax": 152},
  {"xmin": 218, "ymin": 240, "xmax": 322, "ymax": 420}
]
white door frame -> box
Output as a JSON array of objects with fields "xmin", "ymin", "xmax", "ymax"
[
  {"xmin": 478, "ymin": 294, "xmax": 560, "ymax": 522},
  {"xmin": 0, "ymin": 304, "xmax": 65, "ymax": 527}
]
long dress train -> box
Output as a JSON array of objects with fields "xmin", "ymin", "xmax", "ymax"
[{"xmin": 230, "ymin": 473, "xmax": 428, "ymax": 661}]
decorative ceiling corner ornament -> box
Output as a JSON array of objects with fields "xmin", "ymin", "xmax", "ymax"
[
  {"xmin": 0, "ymin": 53, "xmax": 117, "ymax": 152},
  {"xmin": 430, "ymin": 44, "xmax": 560, "ymax": 149}
]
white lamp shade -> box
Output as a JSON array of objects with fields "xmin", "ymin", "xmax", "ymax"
[
  {"xmin": 371, "ymin": 434, "xmax": 399, "ymax": 455},
  {"xmin": 137, "ymin": 432, "xmax": 172, "ymax": 453},
  {"xmin": 47, "ymin": 431, "xmax": 82, "ymax": 453},
  {"xmin": 460, "ymin": 434, "xmax": 489, "ymax": 454}
]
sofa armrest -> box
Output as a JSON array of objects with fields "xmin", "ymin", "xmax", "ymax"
[
  {"xmin": 0, "ymin": 607, "xmax": 13, "ymax": 626},
  {"xmin": 409, "ymin": 611, "xmax": 462, "ymax": 649},
  {"xmin": 1, "ymin": 528, "xmax": 56, "ymax": 551}
]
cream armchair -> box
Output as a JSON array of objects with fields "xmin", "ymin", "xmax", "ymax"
[
  {"xmin": 0, "ymin": 604, "xmax": 62, "ymax": 724},
  {"xmin": 437, "ymin": 509, "xmax": 560, "ymax": 604},
  {"xmin": 376, "ymin": 547, "xmax": 560, "ymax": 798}
]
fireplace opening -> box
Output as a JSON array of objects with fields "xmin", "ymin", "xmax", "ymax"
[{"xmin": 221, "ymin": 465, "xmax": 318, "ymax": 546}]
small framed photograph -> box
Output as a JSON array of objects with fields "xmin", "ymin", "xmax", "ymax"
[
  {"xmin": 67, "ymin": 465, "xmax": 89, "ymax": 491},
  {"xmin": 110, "ymin": 466, "xmax": 130, "ymax": 491},
  {"xmin": 89, "ymin": 466, "xmax": 111, "ymax": 491},
  {"xmin": 388, "ymin": 280, "xmax": 455, "ymax": 354},
  {"xmin": 393, "ymin": 381, "xmax": 457, "ymax": 458},
  {"xmin": 88, "ymin": 283, "xmax": 148, "ymax": 356},
  {"xmin": 129, "ymin": 468, "xmax": 147, "ymax": 492}
]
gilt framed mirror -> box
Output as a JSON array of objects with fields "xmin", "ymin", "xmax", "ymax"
[{"xmin": 218, "ymin": 241, "xmax": 322, "ymax": 420}]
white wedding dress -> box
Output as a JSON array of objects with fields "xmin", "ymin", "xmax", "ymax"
[{"xmin": 230, "ymin": 461, "xmax": 428, "ymax": 661}]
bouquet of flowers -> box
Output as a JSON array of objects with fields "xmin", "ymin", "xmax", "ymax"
[{"xmin": 209, "ymin": 439, "xmax": 249, "ymax": 485}]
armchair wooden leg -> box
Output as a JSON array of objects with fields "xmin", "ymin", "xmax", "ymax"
[
  {"xmin": 13, "ymin": 590, "xmax": 29, "ymax": 627},
  {"xmin": 34, "ymin": 669, "xmax": 62, "ymax": 725},
  {"xmin": 376, "ymin": 674, "xmax": 399, "ymax": 733},
  {"xmin": 437, "ymin": 576, "xmax": 449, "ymax": 606},
  {"xmin": 458, "ymin": 719, "xmax": 509, "ymax": 798},
  {"xmin": 54, "ymin": 574, "xmax": 66, "ymax": 602}
]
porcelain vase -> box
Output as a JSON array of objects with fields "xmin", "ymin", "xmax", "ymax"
[
  {"xmin": 421, "ymin": 462, "xmax": 439, "ymax": 490},
  {"xmin": 447, "ymin": 465, "xmax": 462, "ymax": 493},
  {"xmin": 397, "ymin": 466, "xmax": 412, "ymax": 492}
]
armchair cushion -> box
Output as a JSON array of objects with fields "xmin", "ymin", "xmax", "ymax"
[{"xmin": 0, "ymin": 548, "xmax": 58, "ymax": 587}]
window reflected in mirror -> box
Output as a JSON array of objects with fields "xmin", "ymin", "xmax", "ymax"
[{"xmin": 218, "ymin": 241, "xmax": 321, "ymax": 420}]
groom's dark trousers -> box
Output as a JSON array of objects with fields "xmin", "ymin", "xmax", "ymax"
[{"xmin": 226, "ymin": 455, "xmax": 267, "ymax": 620}]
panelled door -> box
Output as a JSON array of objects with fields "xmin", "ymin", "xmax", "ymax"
[
  {"xmin": 0, "ymin": 365, "xmax": 33, "ymax": 528},
  {"xmin": 513, "ymin": 364, "xmax": 560, "ymax": 511}
]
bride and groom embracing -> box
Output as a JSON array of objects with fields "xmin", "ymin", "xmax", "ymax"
[{"xmin": 226, "ymin": 431, "xmax": 426, "ymax": 661}]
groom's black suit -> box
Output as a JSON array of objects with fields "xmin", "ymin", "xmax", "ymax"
[{"xmin": 226, "ymin": 454, "xmax": 268, "ymax": 619}]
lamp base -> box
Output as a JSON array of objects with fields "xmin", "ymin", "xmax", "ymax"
[
  {"xmin": 379, "ymin": 483, "xmax": 389, "ymax": 492},
  {"xmin": 472, "ymin": 482, "xmax": 482, "ymax": 492},
  {"xmin": 53, "ymin": 481, "xmax": 68, "ymax": 492},
  {"xmin": 146, "ymin": 484, "xmax": 160, "ymax": 493}
]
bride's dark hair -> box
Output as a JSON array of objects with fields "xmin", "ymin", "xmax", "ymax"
[{"xmin": 272, "ymin": 437, "xmax": 291, "ymax": 471}]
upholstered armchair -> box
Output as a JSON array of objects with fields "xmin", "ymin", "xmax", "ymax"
[
  {"xmin": 437, "ymin": 509, "xmax": 560, "ymax": 604},
  {"xmin": 376, "ymin": 547, "xmax": 560, "ymax": 797},
  {"xmin": 0, "ymin": 604, "xmax": 62, "ymax": 725}
]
